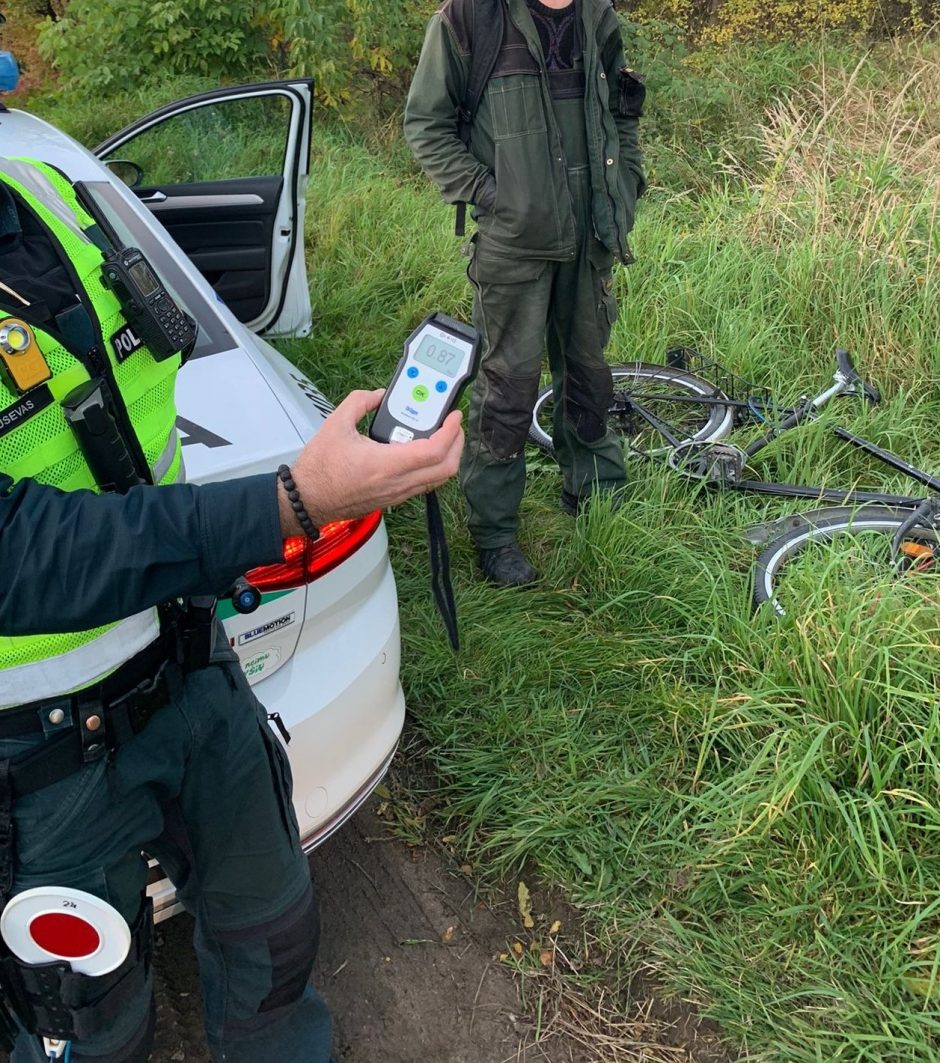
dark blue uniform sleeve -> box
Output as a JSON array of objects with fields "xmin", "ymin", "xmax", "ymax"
[{"xmin": 0, "ymin": 473, "xmax": 284, "ymax": 636}]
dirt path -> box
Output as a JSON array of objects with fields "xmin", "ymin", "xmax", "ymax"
[
  {"xmin": 151, "ymin": 800, "xmax": 587, "ymax": 1063},
  {"xmin": 2, "ymin": 798, "xmax": 731, "ymax": 1062}
]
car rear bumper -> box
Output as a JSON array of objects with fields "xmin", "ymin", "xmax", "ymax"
[{"xmin": 149, "ymin": 533, "xmax": 406, "ymax": 921}]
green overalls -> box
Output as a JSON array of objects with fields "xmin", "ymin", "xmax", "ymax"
[{"xmin": 459, "ymin": 37, "xmax": 629, "ymax": 549}]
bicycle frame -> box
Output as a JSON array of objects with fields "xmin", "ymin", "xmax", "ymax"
[{"xmin": 622, "ymin": 350, "xmax": 936, "ymax": 512}]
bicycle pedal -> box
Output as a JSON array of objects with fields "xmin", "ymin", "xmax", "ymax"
[{"xmin": 669, "ymin": 442, "xmax": 746, "ymax": 484}]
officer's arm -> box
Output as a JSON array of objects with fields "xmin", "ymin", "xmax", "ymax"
[
  {"xmin": 603, "ymin": 29, "xmax": 647, "ymax": 205},
  {"xmin": 0, "ymin": 474, "xmax": 283, "ymax": 635},
  {"xmin": 403, "ymin": 14, "xmax": 494, "ymax": 209}
]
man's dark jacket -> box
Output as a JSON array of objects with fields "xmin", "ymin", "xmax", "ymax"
[{"xmin": 404, "ymin": 0, "xmax": 647, "ymax": 263}]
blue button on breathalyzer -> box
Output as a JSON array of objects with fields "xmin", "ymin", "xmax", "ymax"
[{"xmin": 406, "ymin": 366, "xmax": 419, "ymax": 379}]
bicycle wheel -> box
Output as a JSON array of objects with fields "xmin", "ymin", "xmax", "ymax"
[
  {"xmin": 753, "ymin": 506, "xmax": 939, "ymax": 617},
  {"xmin": 528, "ymin": 362, "xmax": 735, "ymax": 457}
]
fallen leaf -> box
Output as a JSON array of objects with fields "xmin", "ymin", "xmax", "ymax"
[
  {"xmin": 517, "ymin": 881, "xmax": 535, "ymax": 929},
  {"xmin": 440, "ymin": 925, "xmax": 456, "ymax": 945},
  {"xmin": 539, "ymin": 949, "xmax": 555, "ymax": 967},
  {"xmin": 549, "ymin": 920, "xmax": 562, "ymax": 935},
  {"xmin": 499, "ymin": 951, "xmax": 509, "ymax": 962},
  {"xmin": 904, "ymin": 975, "xmax": 940, "ymax": 998},
  {"xmin": 512, "ymin": 942, "xmax": 524, "ymax": 956},
  {"xmin": 374, "ymin": 784, "xmax": 391, "ymax": 800},
  {"xmin": 460, "ymin": 864, "xmax": 473, "ymax": 876}
]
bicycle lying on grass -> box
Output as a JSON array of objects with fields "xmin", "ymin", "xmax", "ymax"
[{"xmin": 528, "ymin": 349, "xmax": 939, "ymax": 616}]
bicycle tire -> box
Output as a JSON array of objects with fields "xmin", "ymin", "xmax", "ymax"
[
  {"xmin": 753, "ymin": 506, "xmax": 939, "ymax": 617},
  {"xmin": 528, "ymin": 362, "xmax": 735, "ymax": 457}
]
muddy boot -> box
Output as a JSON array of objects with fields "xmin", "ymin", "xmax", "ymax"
[{"xmin": 478, "ymin": 543, "xmax": 538, "ymax": 586}]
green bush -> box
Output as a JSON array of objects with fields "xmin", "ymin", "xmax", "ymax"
[
  {"xmin": 623, "ymin": 0, "xmax": 940, "ymax": 38},
  {"xmin": 35, "ymin": 0, "xmax": 274, "ymax": 92},
  {"xmin": 25, "ymin": 0, "xmax": 940, "ymax": 115},
  {"xmin": 33, "ymin": 0, "xmax": 435, "ymax": 111},
  {"xmin": 268, "ymin": 0, "xmax": 436, "ymax": 111}
]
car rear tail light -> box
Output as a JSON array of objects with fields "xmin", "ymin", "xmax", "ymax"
[{"xmin": 245, "ymin": 510, "xmax": 382, "ymax": 591}]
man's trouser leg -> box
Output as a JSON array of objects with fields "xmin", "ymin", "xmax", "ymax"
[
  {"xmin": 547, "ymin": 173, "xmax": 627, "ymax": 502},
  {"xmin": 460, "ymin": 239, "xmax": 554, "ymax": 549},
  {"xmin": 151, "ymin": 650, "xmax": 331, "ymax": 1062},
  {"xmin": 0, "ymin": 733, "xmax": 157, "ymax": 1063},
  {"xmin": 2, "ymin": 644, "xmax": 331, "ymax": 1062}
]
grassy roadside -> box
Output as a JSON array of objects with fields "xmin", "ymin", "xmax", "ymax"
[
  {"xmin": 32, "ymin": 32, "xmax": 940, "ymax": 1060},
  {"xmin": 284, "ymin": 39, "xmax": 940, "ymax": 1061}
]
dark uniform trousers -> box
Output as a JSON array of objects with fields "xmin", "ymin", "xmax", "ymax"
[
  {"xmin": 459, "ymin": 90, "xmax": 629, "ymax": 550},
  {"xmin": 0, "ymin": 642, "xmax": 332, "ymax": 1062}
]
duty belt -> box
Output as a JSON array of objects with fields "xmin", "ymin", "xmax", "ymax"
[{"xmin": 0, "ymin": 633, "xmax": 180, "ymax": 798}]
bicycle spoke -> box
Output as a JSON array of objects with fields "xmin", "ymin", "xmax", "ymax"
[
  {"xmin": 755, "ymin": 513, "xmax": 939, "ymax": 618},
  {"xmin": 529, "ymin": 362, "xmax": 734, "ymax": 456}
]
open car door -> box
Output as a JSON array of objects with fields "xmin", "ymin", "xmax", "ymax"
[{"xmin": 95, "ymin": 80, "xmax": 313, "ymax": 338}]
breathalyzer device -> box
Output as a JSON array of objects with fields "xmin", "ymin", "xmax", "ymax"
[{"xmin": 369, "ymin": 312, "xmax": 481, "ymax": 444}]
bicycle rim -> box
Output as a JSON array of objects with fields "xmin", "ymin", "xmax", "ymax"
[
  {"xmin": 528, "ymin": 362, "xmax": 734, "ymax": 457},
  {"xmin": 753, "ymin": 507, "xmax": 939, "ymax": 617}
]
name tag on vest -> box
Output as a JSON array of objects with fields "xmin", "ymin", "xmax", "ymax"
[
  {"xmin": 111, "ymin": 325, "xmax": 144, "ymax": 363},
  {"xmin": 0, "ymin": 385, "xmax": 53, "ymax": 441}
]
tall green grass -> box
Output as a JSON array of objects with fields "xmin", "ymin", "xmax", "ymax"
[
  {"xmin": 281, "ymin": 38, "xmax": 940, "ymax": 1060},
  {"xmin": 39, "ymin": 35, "xmax": 940, "ymax": 1061}
]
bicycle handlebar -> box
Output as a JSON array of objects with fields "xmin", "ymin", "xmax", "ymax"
[{"xmin": 835, "ymin": 348, "xmax": 857, "ymax": 377}]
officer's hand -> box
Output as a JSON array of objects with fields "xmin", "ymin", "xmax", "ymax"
[{"xmin": 278, "ymin": 389, "xmax": 464, "ymax": 533}]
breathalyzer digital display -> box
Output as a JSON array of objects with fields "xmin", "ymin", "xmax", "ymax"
[
  {"xmin": 369, "ymin": 312, "xmax": 481, "ymax": 445},
  {"xmin": 411, "ymin": 334, "xmax": 463, "ymax": 378}
]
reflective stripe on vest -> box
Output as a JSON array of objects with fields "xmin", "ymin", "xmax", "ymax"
[
  {"xmin": 0, "ymin": 159, "xmax": 88, "ymax": 243},
  {"xmin": 0, "ymin": 611, "xmax": 161, "ymax": 711},
  {"xmin": 0, "ymin": 159, "xmax": 185, "ymax": 708}
]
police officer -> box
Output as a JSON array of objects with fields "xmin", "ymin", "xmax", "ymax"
[
  {"xmin": 405, "ymin": 0, "xmax": 646, "ymax": 585},
  {"xmin": 0, "ymin": 157, "xmax": 463, "ymax": 1061}
]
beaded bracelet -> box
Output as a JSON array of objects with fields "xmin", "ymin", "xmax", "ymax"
[{"xmin": 277, "ymin": 465, "xmax": 320, "ymax": 542}]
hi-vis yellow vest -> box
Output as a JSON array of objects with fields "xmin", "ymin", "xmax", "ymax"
[{"xmin": 0, "ymin": 158, "xmax": 184, "ymax": 710}]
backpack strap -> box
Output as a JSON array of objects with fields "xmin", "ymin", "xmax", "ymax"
[{"xmin": 455, "ymin": 0, "xmax": 504, "ymax": 235}]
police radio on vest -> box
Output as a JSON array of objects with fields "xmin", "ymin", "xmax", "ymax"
[{"xmin": 101, "ymin": 247, "xmax": 198, "ymax": 362}]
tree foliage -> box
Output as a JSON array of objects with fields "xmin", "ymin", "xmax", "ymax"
[
  {"xmin": 266, "ymin": 0, "xmax": 437, "ymax": 109},
  {"xmin": 35, "ymin": 0, "xmax": 275, "ymax": 91},
  {"xmin": 624, "ymin": 0, "xmax": 940, "ymax": 39},
  {"xmin": 19, "ymin": 0, "xmax": 940, "ymax": 107}
]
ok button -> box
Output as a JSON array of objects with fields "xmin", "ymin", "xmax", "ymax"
[{"xmin": 412, "ymin": 384, "xmax": 429, "ymax": 402}]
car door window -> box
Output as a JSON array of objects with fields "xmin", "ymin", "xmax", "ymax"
[
  {"xmin": 95, "ymin": 82, "xmax": 312, "ymax": 335},
  {"xmin": 100, "ymin": 96, "xmax": 293, "ymax": 187}
]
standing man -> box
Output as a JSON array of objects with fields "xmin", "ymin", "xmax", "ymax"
[
  {"xmin": 405, "ymin": 0, "xmax": 646, "ymax": 585},
  {"xmin": 0, "ymin": 155, "xmax": 463, "ymax": 1061}
]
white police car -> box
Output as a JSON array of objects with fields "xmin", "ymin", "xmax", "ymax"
[{"xmin": 1, "ymin": 80, "xmax": 405, "ymax": 919}]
